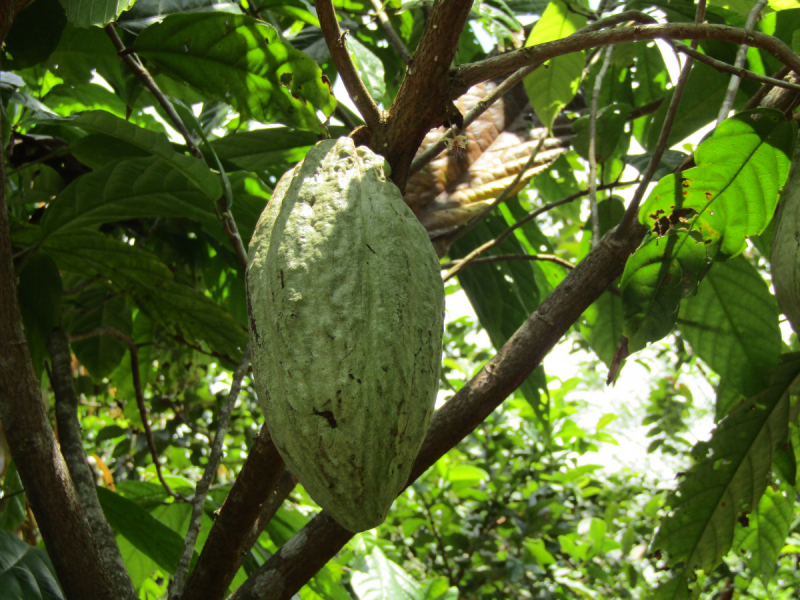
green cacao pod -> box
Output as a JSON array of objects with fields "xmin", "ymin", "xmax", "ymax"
[
  {"xmin": 246, "ymin": 137, "xmax": 445, "ymax": 532},
  {"xmin": 772, "ymin": 140, "xmax": 800, "ymax": 335}
]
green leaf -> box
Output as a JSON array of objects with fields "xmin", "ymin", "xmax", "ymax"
[
  {"xmin": 740, "ymin": 485, "xmax": 794, "ymax": 584},
  {"xmin": 523, "ymin": 0, "xmax": 586, "ymax": 127},
  {"xmin": 134, "ymin": 13, "xmax": 336, "ymax": 132},
  {"xmin": 96, "ymin": 486, "xmax": 195, "ymax": 575},
  {"xmin": 65, "ymin": 291, "xmax": 132, "ymax": 380},
  {"xmin": 653, "ymin": 355, "xmax": 800, "ymax": 575},
  {"xmin": 0, "ymin": 464, "xmax": 27, "ymax": 534},
  {"xmin": 620, "ymin": 231, "xmax": 710, "ymax": 352},
  {"xmin": 641, "ymin": 109, "xmax": 796, "ymax": 259},
  {"xmin": 348, "ymin": 38, "xmax": 386, "ymax": 102},
  {"xmin": 351, "ymin": 547, "xmax": 421, "ymax": 600},
  {"xmin": 70, "ymin": 110, "xmax": 222, "ymax": 200},
  {"xmin": 0, "ymin": 530, "xmax": 64, "ymax": 600},
  {"xmin": 580, "ymin": 291, "xmax": 623, "ymax": 367},
  {"xmin": 46, "ymin": 24, "xmax": 125, "ymax": 90},
  {"xmin": 40, "ymin": 156, "xmax": 220, "ymax": 239},
  {"xmin": 715, "ymin": 377, "xmax": 746, "ymax": 421},
  {"xmin": 645, "ymin": 62, "xmax": 743, "ymax": 152},
  {"xmin": 17, "ymin": 253, "xmax": 63, "ymax": 378},
  {"xmin": 58, "ymin": 0, "xmax": 135, "ymax": 27},
  {"xmin": 117, "ymin": 0, "xmax": 244, "ymax": 34},
  {"xmin": 208, "ymin": 128, "xmax": 329, "ymax": 171},
  {"xmin": 678, "ymin": 256, "xmax": 782, "ymax": 397},
  {"xmin": 572, "ymin": 103, "xmax": 632, "ymax": 164},
  {"xmin": 3, "ymin": 0, "xmax": 66, "ymax": 69}
]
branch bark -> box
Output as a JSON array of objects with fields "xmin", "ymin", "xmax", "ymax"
[
  {"xmin": 48, "ymin": 327, "xmax": 138, "ymax": 600},
  {"xmin": 0, "ymin": 104, "xmax": 120, "ymax": 600},
  {"xmin": 180, "ymin": 425, "xmax": 285, "ymax": 600},
  {"xmin": 229, "ymin": 219, "xmax": 649, "ymax": 600},
  {"xmin": 453, "ymin": 23, "xmax": 800, "ymax": 94}
]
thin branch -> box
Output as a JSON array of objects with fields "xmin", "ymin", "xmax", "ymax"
[
  {"xmin": 409, "ymin": 62, "xmax": 541, "ymax": 177},
  {"xmin": 316, "ymin": 0, "xmax": 383, "ymax": 132},
  {"xmin": 588, "ymin": 47, "xmax": 614, "ymax": 249},
  {"xmin": 440, "ymin": 179, "xmax": 638, "ymax": 280},
  {"xmin": 420, "ymin": 494, "xmax": 455, "ymax": 584},
  {"xmin": 442, "ymin": 133, "xmax": 549, "ymax": 281},
  {"xmin": 617, "ymin": 1, "xmax": 706, "ymax": 236},
  {"xmin": 69, "ymin": 327, "xmax": 181, "ymax": 500},
  {"xmin": 104, "ymin": 25, "xmax": 202, "ymax": 160},
  {"xmin": 742, "ymin": 65, "xmax": 791, "ymax": 110},
  {"xmin": 369, "ymin": 0, "xmax": 411, "ymax": 63},
  {"xmin": 453, "ymin": 22, "xmax": 800, "ymax": 95},
  {"xmin": 47, "ymin": 327, "xmax": 138, "ymax": 600},
  {"xmin": 575, "ymin": 9, "xmax": 657, "ymax": 34},
  {"xmin": 717, "ymin": 0, "xmax": 769, "ymax": 122},
  {"xmin": 674, "ymin": 42, "xmax": 800, "ymax": 94},
  {"xmin": 441, "ymin": 253, "xmax": 575, "ymax": 271},
  {"xmin": 169, "ymin": 343, "xmax": 251, "ymax": 599}
]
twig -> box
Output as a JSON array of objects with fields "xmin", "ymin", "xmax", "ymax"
[
  {"xmin": 742, "ymin": 66, "xmax": 791, "ymax": 110},
  {"xmin": 441, "ymin": 253, "xmax": 574, "ymax": 271},
  {"xmin": 315, "ymin": 0, "xmax": 383, "ymax": 133},
  {"xmin": 674, "ymin": 43, "xmax": 800, "ymax": 94},
  {"xmin": 617, "ymin": 1, "xmax": 707, "ymax": 236},
  {"xmin": 169, "ymin": 343, "xmax": 252, "ymax": 600},
  {"xmin": 47, "ymin": 327, "xmax": 138, "ymax": 600},
  {"xmin": 369, "ymin": 0, "xmax": 411, "ymax": 63},
  {"xmin": 409, "ymin": 63, "xmax": 541, "ymax": 177},
  {"xmin": 69, "ymin": 327, "xmax": 181, "ymax": 500},
  {"xmin": 575, "ymin": 9, "xmax": 657, "ymax": 33},
  {"xmin": 104, "ymin": 25, "xmax": 201, "ymax": 160},
  {"xmin": 717, "ymin": 0, "xmax": 769, "ymax": 122},
  {"xmin": 453, "ymin": 22, "xmax": 800, "ymax": 94},
  {"xmin": 588, "ymin": 47, "xmax": 614, "ymax": 249},
  {"xmin": 442, "ymin": 133, "xmax": 549, "ymax": 281},
  {"xmin": 420, "ymin": 494, "xmax": 455, "ymax": 584}
]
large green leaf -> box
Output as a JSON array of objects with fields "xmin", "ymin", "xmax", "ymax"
[
  {"xmin": 134, "ymin": 13, "xmax": 336, "ymax": 133},
  {"xmin": 117, "ymin": 0, "xmax": 244, "ymax": 34},
  {"xmin": 621, "ymin": 109, "xmax": 795, "ymax": 351},
  {"xmin": 43, "ymin": 230, "xmax": 247, "ymax": 361},
  {"xmin": 96, "ymin": 486, "xmax": 193, "ymax": 575},
  {"xmin": 0, "ymin": 530, "xmax": 64, "ymax": 600},
  {"xmin": 3, "ymin": 0, "xmax": 66, "ymax": 69},
  {"xmin": 523, "ymin": 0, "xmax": 586, "ymax": 127},
  {"xmin": 40, "ymin": 156, "xmax": 220, "ymax": 239},
  {"xmin": 678, "ymin": 256, "xmax": 782, "ymax": 398},
  {"xmin": 58, "ymin": 0, "xmax": 135, "ymax": 27},
  {"xmin": 65, "ymin": 290, "xmax": 132, "ymax": 380},
  {"xmin": 653, "ymin": 355, "xmax": 800, "ymax": 579},
  {"xmin": 70, "ymin": 111, "xmax": 222, "ymax": 200},
  {"xmin": 351, "ymin": 547, "xmax": 457, "ymax": 600},
  {"xmin": 17, "ymin": 253, "xmax": 63, "ymax": 378}
]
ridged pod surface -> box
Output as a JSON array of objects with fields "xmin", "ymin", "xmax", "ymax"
[
  {"xmin": 246, "ymin": 137, "xmax": 444, "ymax": 532},
  {"xmin": 772, "ymin": 141, "xmax": 800, "ymax": 335}
]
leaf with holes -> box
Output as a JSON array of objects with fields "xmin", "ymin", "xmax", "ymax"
[
  {"xmin": 639, "ymin": 108, "xmax": 796, "ymax": 260},
  {"xmin": 134, "ymin": 13, "xmax": 335, "ymax": 133},
  {"xmin": 653, "ymin": 355, "xmax": 800, "ymax": 578}
]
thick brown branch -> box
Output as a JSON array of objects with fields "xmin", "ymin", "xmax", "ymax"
[
  {"xmin": 453, "ymin": 23, "xmax": 800, "ymax": 94},
  {"xmin": 379, "ymin": 0, "xmax": 474, "ymax": 189},
  {"xmin": 0, "ymin": 98, "xmax": 120, "ymax": 600},
  {"xmin": 48, "ymin": 327, "xmax": 138, "ymax": 600},
  {"xmin": 180, "ymin": 425, "xmax": 285, "ymax": 600},
  {"xmin": 229, "ymin": 220, "xmax": 649, "ymax": 600}
]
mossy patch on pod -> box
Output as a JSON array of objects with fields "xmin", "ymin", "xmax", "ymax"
[{"xmin": 246, "ymin": 137, "xmax": 445, "ymax": 532}]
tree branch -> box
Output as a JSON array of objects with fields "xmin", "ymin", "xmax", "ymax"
[
  {"xmin": 170, "ymin": 343, "xmax": 252, "ymax": 600},
  {"xmin": 453, "ymin": 23, "xmax": 800, "ymax": 95},
  {"xmin": 229, "ymin": 216, "xmax": 649, "ymax": 600},
  {"xmin": 316, "ymin": 0, "xmax": 383, "ymax": 133},
  {"xmin": 47, "ymin": 327, "xmax": 138, "ymax": 600},
  {"xmin": 441, "ymin": 253, "xmax": 575, "ymax": 271},
  {"xmin": 0, "ymin": 88, "xmax": 121, "ymax": 600},
  {"xmin": 180, "ymin": 425, "xmax": 285, "ymax": 600}
]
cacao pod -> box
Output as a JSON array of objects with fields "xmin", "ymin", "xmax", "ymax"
[
  {"xmin": 772, "ymin": 139, "xmax": 800, "ymax": 335},
  {"xmin": 246, "ymin": 137, "xmax": 445, "ymax": 532}
]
